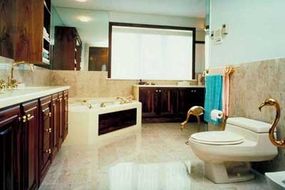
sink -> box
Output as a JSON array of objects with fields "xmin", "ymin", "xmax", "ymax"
[{"xmin": 265, "ymin": 171, "xmax": 285, "ymax": 190}]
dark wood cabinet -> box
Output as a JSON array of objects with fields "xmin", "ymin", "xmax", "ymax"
[
  {"xmin": 0, "ymin": 90, "xmax": 68, "ymax": 190},
  {"xmin": 62, "ymin": 91, "xmax": 68, "ymax": 141},
  {"xmin": 51, "ymin": 94, "xmax": 59, "ymax": 156},
  {"xmin": 0, "ymin": 0, "xmax": 51, "ymax": 64},
  {"xmin": 0, "ymin": 105, "xmax": 22, "ymax": 190},
  {"xmin": 38, "ymin": 96, "xmax": 53, "ymax": 183},
  {"xmin": 53, "ymin": 26, "xmax": 82, "ymax": 70},
  {"xmin": 139, "ymin": 87, "xmax": 205, "ymax": 122},
  {"xmin": 0, "ymin": 0, "xmax": 14, "ymax": 59},
  {"xmin": 51, "ymin": 92, "xmax": 65, "ymax": 154},
  {"xmin": 21, "ymin": 100, "xmax": 39, "ymax": 190},
  {"xmin": 139, "ymin": 87, "xmax": 179, "ymax": 122}
]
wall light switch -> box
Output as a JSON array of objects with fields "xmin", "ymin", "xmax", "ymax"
[{"xmin": 214, "ymin": 29, "xmax": 223, "ymax": 45}]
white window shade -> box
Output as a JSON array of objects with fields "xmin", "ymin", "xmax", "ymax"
[{"xmin": 111, "ymin": 26, "xmax": 193, "ymax": 80}]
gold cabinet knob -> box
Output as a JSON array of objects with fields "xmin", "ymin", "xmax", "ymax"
[
  {"xmin": 22, "ymin": 115, "xmax": 27, "ymax": 123},
  {"xmin": 45, "ymin": 128, "xmax": 52, "ymax": 133},
  {"xmin": 27, "ymin": 114, "xmax": 34, "ymax": 121},
  {"xmin": 48, "ymin": 112, "xmax": 52, "ymax": 117},
  {"xmin": 45, "ymin": 149, "xmax": 52, "ymax": 154}
]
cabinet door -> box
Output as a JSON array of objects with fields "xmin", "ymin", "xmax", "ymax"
[
  {"xmin": 139, "ymin": 88, "xmax": 156, "ymax": 118},
  {"xmin": 39, "ymin": 96, "xmax": 52, "ymax": 183},
  {"xmin": 22, "ymin": 100, "xmax": 39, "ymax": 190},
  {"xmin": 0, "ymin": 106, "xmax": 21, "ymax": 190},
  {"xmin": 0, "ymin": 0, "xmax": 14, "ymax": 58},
  {"xmin": 178, "ymin": 88, "xmax": 205, "ymax": 120},
  {"xmin": 51, "ymin": 94, "xmax": 59, "ymax": 156},
  {"xmin": 53, "ymin": 27, "xmax": 81, "ymax": 70},
  {"xmin": 14, "ymin": 0, "xmax": 42, "ymax": 62},
  {"xmin": 62, "ymin": 91, "xmax": 68, "ymax": 141},
  {"xmin": 156, "ymin": 88, "xmax": 174, "ymax": 116}
]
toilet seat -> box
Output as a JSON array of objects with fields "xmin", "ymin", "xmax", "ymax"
[{"xmin": 190, "ymin": 131, "xmax": 244, "ymax": 145}]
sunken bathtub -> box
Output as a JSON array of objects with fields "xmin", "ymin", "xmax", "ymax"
[{"xmin": 65, "ymin": 97, "xmax": 142, "ymax": 145}]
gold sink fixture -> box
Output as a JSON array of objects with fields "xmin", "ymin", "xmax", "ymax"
[{"xmin": 259, "ymin": 98, "xmax": 285, "ymax": 148}]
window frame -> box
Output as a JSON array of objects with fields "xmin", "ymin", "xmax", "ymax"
[{"xmin": 108, "ymin": 22, "xmax": 196, "ymax": 79}]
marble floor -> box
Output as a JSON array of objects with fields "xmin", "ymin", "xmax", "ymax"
[{"xmin": 39, "ymin": 123, "xmax": 269, "ymax": 190}]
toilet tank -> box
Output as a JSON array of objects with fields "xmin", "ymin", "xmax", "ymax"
[{"xmin": 225, "ymin": 117, "xmax": 272, "ymax": 142}]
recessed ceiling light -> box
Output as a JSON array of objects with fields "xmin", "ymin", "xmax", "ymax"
[
  {"xmin": 75, "ymin": 0, "xmax": 87, "ymax": 2},
  {"xmin": 77, "ymin": 16, "xmax": 91, "ymax": 22}
]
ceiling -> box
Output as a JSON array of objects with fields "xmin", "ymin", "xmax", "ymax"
[{"xmin": 52, "ymin": 0, "xmax": 206, "ymax": 18}]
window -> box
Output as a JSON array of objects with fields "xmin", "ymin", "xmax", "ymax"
[{"xmin": 109, "ymin": 23, "xmax": 195, "ymax": 80}]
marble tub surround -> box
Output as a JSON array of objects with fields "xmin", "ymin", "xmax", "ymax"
[
  {"xmin": 50, "ymin": 70, "xmax": 197, "ymax": 98},
  {"xmin": 227, "ymin": 58, "xmax": 285, "ymax": 171},
  {"xmin": 39, "ymin": 123, "xmax": 268, "ymax": 190},
  {"xmin": 65, "ymin": 98, "xmax": 142, "ymax": 146}
]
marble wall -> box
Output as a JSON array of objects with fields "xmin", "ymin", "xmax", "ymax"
[
  {"xmin": 0, "ymin": 64, "xmax": 51, "ymax": 86},
  {"xmin": 228, "ymin": 58, "xmax": 285, "ymax": 171},
  {"xmin": 50, "ymin": 70, "xmax": 197, "ymax": 98}
]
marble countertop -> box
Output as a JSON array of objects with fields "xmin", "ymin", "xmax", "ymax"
[
  {"xmin": 133, "ymin": 84, "xmax": 205, "ymax": 88},
  {"xmin": 0, "ymin": 86, "xmax": 70, "ymax": 109}
]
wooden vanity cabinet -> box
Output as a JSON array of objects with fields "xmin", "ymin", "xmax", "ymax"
[
  {"xmin": 0, "ymin": 90, "xmax": 68, "ymax": 189},
  {"xmin": 138, "ymin": 87, "xmax": 205, "ymax": 122},
  {"xmin": 0, "ymin": 105, "xmax": 22, "ymax": 190},
  {"xmin": 21, "ymin": 100, "xmax": 39, "ymax": 190},
  {"xmin": 139, "ymin": 87, "xmax": 178, "ymax": 122},
  {"xmin": 38, "ymin": 96, "xmax": 53, "ymax": 183}
]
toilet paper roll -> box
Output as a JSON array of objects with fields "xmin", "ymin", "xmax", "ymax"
[{"xmin": 210, "ymin": 109, "xmax": 224, "ymax": 121}]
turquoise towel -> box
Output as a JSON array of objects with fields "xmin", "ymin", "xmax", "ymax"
[{"xmin": 204, "ymin": 74, "xmax": 223, "ymax": 125}]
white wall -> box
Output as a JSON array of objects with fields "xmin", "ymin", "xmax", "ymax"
[{"xmin": 209, "ymin": 0, "xmax": 285, "ymax": 67}]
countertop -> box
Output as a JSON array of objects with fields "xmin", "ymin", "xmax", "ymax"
[
  {"xmin": 133, "ymin": 84, "xmax": 205, "ymax": 88},
  {"xmin": 0, "ymin": 86, "xmax": 70, "ymax": 109}
]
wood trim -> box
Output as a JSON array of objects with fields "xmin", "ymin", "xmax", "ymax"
[
  {"xmin": 108, "ymin": 22, "xmax": 196, "ymax": 79},
  {"xmin": 34, "ymin": 63, "xmax": 51, "ymax": 69},
  {"xmin": 195, "ymin": 41, "xmax": 205, "ymax": 44}
]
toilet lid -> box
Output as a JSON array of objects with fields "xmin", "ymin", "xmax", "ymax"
[{"xmin": 190, "ymin": 131, "xmax": 244, "ymax": 145}]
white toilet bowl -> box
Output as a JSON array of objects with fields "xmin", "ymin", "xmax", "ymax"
[{"xmin": 189, "ymin": 117, "xmax": 278, "ymax": 184}]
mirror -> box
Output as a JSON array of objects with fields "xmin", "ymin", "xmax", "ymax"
[{"xmin": 50, "ymin": 0, "xmax": 205, "ymax": 78}]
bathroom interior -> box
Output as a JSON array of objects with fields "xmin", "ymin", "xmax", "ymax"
[{"xmin": 0, "ymin": 0, "xmax": 285, "ymax": 189}]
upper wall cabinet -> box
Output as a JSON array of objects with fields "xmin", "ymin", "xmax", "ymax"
[
  {"xmin": 0, "ymin": 0, "xmax": 14, "ymax": 59},
  {"xmin": 0, "ymin": 0, "xmax": 51, "ymax": 64},
  {"xmin": 53, "ymin": 26, "xmax": 82, "ymax": 70}
]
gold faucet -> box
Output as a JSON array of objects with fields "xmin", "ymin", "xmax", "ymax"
[
  {"xmin": 0, "ymin": 79, "xmax": 6, "ymax": 91},
  {"xmin": 7, "ymin": 62, "xmax": 19, "ymax": 89},
  {"xmin": 259, "ymin": 98, "xmax": 285, "ymax": 148}
]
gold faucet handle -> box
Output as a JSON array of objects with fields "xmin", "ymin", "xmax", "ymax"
[
  {"xmin": 8, "ymin": 79, "xmax": 19, "ymax": 89},
  {"xmin": 0, "ymin": 80, "xmax": 6, "ymax": 90}
]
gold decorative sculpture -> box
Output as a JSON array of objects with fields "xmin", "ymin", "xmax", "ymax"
[
  {"xmin": 180, "ymin": 106, "xmax": 204, "ymax": 129},
  {"xmin": 259, "ymin": 98, "xmax": 285, "ymax": 148}
]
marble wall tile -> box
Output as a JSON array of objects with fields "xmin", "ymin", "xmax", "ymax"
[
  {"xmin": 50, "ymin": 70, "xmax": 197, "ymax": 98},
  {"xmin": 0, "ymin": 64, "xmax": 51, "ymax": 86},
  {"xmin": 228, "ymin": 58, "xmax": 285, "ymax": 171}
]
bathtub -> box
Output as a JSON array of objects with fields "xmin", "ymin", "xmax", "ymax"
[{"xmin": 64, "ymin": 97, "xmax": 142, "ymax": 145}]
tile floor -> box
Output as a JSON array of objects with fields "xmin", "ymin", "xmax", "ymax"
[{"xmin": 39, "ymin": 123, "xmax": 269, "ymax": 190}]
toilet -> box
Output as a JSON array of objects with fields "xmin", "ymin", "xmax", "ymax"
[{"xmin": 189, "ymin": 117, "xmax": 278, "ymax": 184}]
